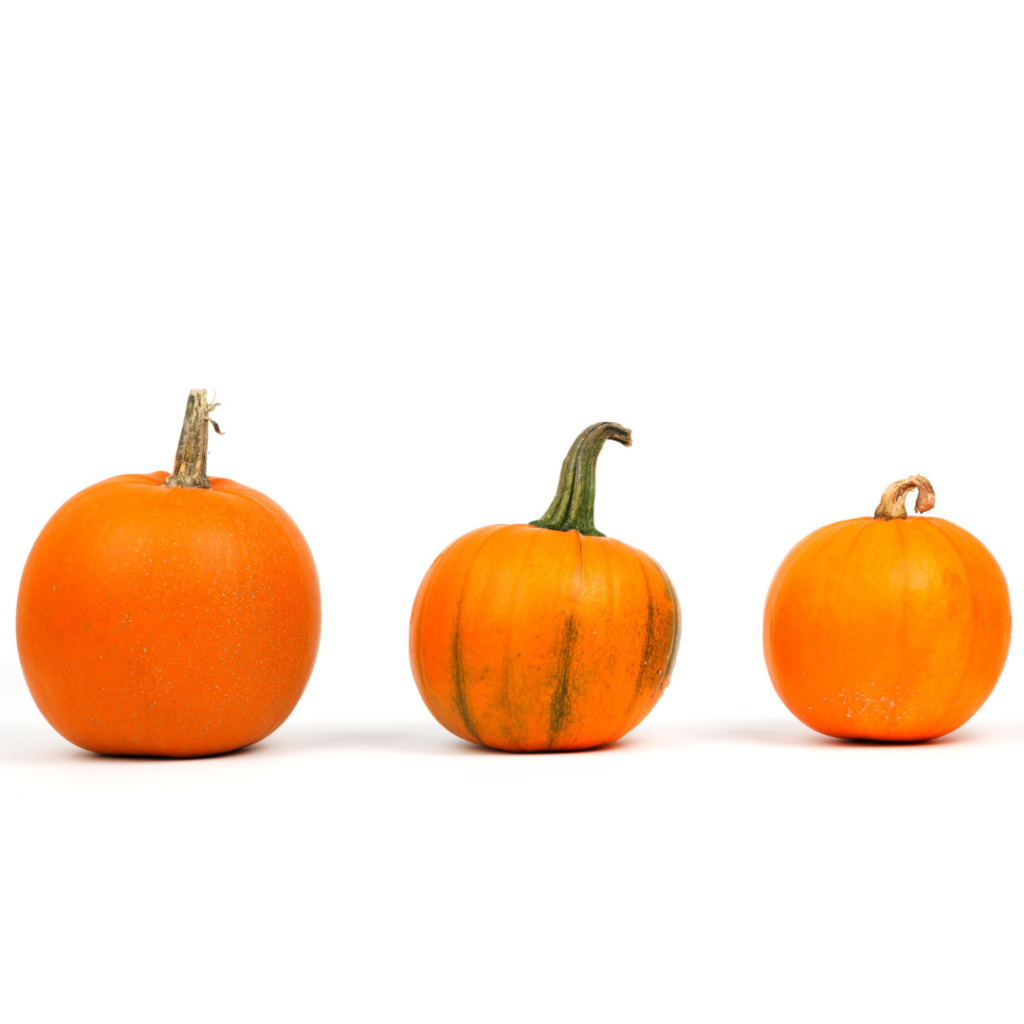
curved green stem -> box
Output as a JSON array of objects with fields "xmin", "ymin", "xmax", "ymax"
[{"xmin": 530, "ymin": 422, "xmax": 632, "ymax": 537}]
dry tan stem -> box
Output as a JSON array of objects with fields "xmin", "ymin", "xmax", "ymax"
[{"xmin": 165, "ymin": 389, "xmax": 222, "ymax": 489}]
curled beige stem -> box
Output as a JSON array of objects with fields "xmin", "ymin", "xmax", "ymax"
[{"xmin": 874, "ymin": 475, "xmax": 935, "ymax": 520}]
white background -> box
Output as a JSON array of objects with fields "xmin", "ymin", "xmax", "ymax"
[{"xmin": 1, "ymin": 2, "xmax": 1022, "ymax": 1021}]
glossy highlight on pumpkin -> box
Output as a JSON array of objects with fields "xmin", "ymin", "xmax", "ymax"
[
  {"xmin": 16, "ymin": 391, "xmax": 321, "ymax": 757},
  {"xmin": 763, "ymin": 475, "xmax": 1011, "ymax": 742},
  {"xmin": 410, "ymin": 423, "xmax": 680, "ymax": 752}
]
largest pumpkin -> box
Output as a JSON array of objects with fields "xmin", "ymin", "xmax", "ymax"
[
  {"xmin": 763, "ymin": 475, "xmax": 1011, "ymax": 741},
  {"xmin": 16, "ymin": 390, "xmax": 321, "ymax": 757},
  {"xmin": 410, "ymin": 422, "xmax": 681, "ymax": 752}
]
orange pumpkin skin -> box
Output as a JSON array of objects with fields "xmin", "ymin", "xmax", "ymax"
[
  {"xmin": 764, "ymin": 515, "xmax": 1011, "ymax": 741},
  {"xmin": 17, "ymin": 472, "xmax": 321, "ymax": 757},
  {"xmin": 410, "ymin": 524, "xmax": 680, "ymax": 752}
]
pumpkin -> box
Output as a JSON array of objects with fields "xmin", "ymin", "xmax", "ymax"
[
  {"xmin": 16, "ymin": 391, "xmax": 321, "ymax": 757},
  {"xmin": 409, "ymin": 423, "xmax": 680, "ymax": 752},
  {"xmin": 763, "ymin": 475, "xmax": 1011, "ymax": 741}
]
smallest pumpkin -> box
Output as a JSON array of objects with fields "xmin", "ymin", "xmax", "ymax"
[
  {"xmin": 409, "ymin": 423, "xmax": 681, "ymax": 752},
  {"xmin": 763, "ymin": 475, "xmax": 1011, "ymax": 741}
]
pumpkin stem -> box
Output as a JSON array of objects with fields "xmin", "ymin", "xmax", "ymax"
[
  {"xmin": 874, "ymin": 475, "xmax": 936, "ymax": 520},
  {"xmin": 164, "ymin": 389, "xmax": 223, "ymax": 489},
  {"xmin": 530, "ymin": 422, "xmax": 632, "ymax": 537}
]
